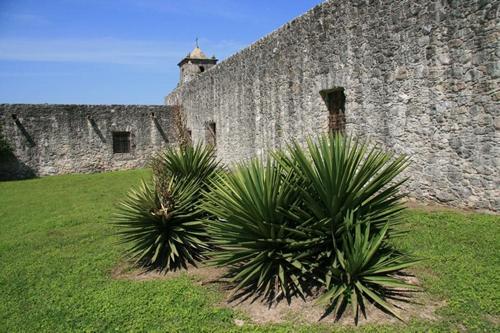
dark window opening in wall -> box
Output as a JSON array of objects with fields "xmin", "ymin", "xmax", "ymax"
[
  {"xmin": 112, "ymin": 131, "xmax": 131, "ymax": 153},
  {"xmin": 205, "ymin": 122, "xmax": 216, "ymax": 146},
  {"xmin": 320, "ymin": 88, "xmax": 346, "ymax": 133},
  {"xmin": 199, "ymin": 66, "xmax": 205, "ymax": 73}
]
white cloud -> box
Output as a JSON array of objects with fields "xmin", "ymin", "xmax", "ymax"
[{"xmin": 0, "ymin": 37, "xmax": 244, "ymax": 66}]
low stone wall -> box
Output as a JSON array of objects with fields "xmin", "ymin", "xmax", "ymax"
[
  {"xmin": 0, "ymin": 104, "xmax": 174, "ymax": 179},
  {"xmin": 166, "ymin": 0, "xmax": 499, "ymax": 211}
]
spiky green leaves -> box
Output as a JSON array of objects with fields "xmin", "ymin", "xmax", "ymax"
[
  {"xmin": 205, "ymin": 133, "xmax": 417, "ymax": 321},
  {"xmin": 150, "ymin": 143, "xmax": 222, "ymax": 185},
  {"xmin": 114, "ymin": 144, "xmax": 221, "ymax": 272},
  {"xmin": 274, "ymin": 134, "xmax": 417, "ymax": 320},
  {"xmin": 114, "ymin": 134, "xmax": 418, "ymax": 322},
  {"xmin": 204, "ymin": 159, "xmax": 315, "ymax": 301},
  {"xmin": 114, "ymin": 178, "xmax": 211, "ymax": 271},
  {"xmin": 317, "ymin": 221, "xmax": 419, "ymax": 322},
  {"xmin": 273, "ymin": 134, "xmax": 410, "ymax": 237}
]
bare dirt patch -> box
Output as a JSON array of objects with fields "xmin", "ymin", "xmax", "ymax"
[
  {"xmin": 484, "ymin": 314, "xmax": 500, "ymax": 326},
  {"xmin": 112, "ymin": 262, "xmax": 444, "ymax": 327},
  {"xmin": 229, "ymin": 291, "xmax": 444, "ymax": 326},
  {"xmin": 225, "ymin": 274, "xmax": 444, "ymax": 326}
]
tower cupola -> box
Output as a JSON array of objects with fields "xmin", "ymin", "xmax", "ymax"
[{"xmin": 178, "ymin": 40, "xmax": 217, "ymax": 85}]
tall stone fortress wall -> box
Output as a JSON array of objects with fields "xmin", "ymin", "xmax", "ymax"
[
  {"xmin": 166, "ymin": 0, "xmax": 499, "ymax": 211},
  {"xmin": 0, "ymin": 104, "xmax": 173, "ymax": 179}
]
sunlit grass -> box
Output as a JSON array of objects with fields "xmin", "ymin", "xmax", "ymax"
[{"xmin": 0, "ymin": 169, "xmax": 498, "ymax": 332}]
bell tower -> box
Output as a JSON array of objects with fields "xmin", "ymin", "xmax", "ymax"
[{"xmin": 178, "ymin": 39, "xmax": 218, "ymax": 85}]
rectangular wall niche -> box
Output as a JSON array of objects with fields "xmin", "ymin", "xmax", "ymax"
[
  {"xmin": 205, "ymin": 122, "xmax": 216, "ymax": 146},
  {"xmin": 112, "ymin": 131, "xmax": 131, "ymax": 153},
  {"xmin": 320, "ymin": 88, "xmax": 346, "ymax": 133}
]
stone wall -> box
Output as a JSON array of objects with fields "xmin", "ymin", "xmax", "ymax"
[
  {"xmin": 0, "ymin": 104, "xmax": 173, "ymax": 179},
  {"xmin": 166, "ymin": 0, "xmax": 499, "ymax": 211}
]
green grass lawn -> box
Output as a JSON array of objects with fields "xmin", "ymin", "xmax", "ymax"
[{"xmin": 0, "ymin": 169, "xmax": 498, "ymax": 332}]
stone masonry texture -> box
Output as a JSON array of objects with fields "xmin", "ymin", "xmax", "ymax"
[
  {"xmin": 166, "ymin": 0, "xmax": 499, "ymax": 211},
  {"xmin": 0, "ymin": 104, "xmax": 173, "ymax": 179}
]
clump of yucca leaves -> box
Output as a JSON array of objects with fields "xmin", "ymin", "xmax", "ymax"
[
  {"xmin": 204, "ymin": 134, "xmax": 419, "ymax": 322},
  {"xmin": 204, "ymin": 159, "xmax": 314, "ymax": 302},
  {"xmin": 114, "ymin": 143, "xmax": 221, "ymax": 272}
]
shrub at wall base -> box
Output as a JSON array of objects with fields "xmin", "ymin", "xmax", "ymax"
[
  {"xmin": 204, "ymin": 134, "xmax": 419, "ymax": 322},
  {"xmin": 113, "ymin": 144, "xmax": 221, "ymax": 272}
]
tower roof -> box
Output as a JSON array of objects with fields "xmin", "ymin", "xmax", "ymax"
[
  {"xmin": 187, "ymin": 46, "xmax": 208, "ymax": 60},
  {"xmin": 178, "ymin": 44, "xmax": 218, "ymax": 67}
]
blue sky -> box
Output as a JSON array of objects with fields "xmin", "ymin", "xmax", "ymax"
[{"xmin": 0, "ymin": 0, "xmax": 322, "ymax": 105}]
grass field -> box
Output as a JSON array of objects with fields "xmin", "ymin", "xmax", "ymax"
[{"xmin": 0, "ymin": 169, "xmax": 498, "ymax": 332}]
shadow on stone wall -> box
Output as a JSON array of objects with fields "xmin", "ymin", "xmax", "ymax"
[
  {"xmin": 0, "ymin": 153, "xmax": 36, "ymax": 181},
  {"xmin": 88, "ymin": 116, "xmax": 107, "ymax": 143},
  {"xmin": 0, "ymin": 115, "xmax": 36, "ymax": 181},
  {"xmin": 13, "ymin": 116, "xmax": 36, "ymax": 147},
  {"xmin": 153, "ymin": 116, "xmax": 169, "ymax": 143}
]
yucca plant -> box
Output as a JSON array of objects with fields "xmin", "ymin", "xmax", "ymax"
[
  {"xmin": 316, "ymin": 215, "xmax": 418, "ymax": 322},
  {"xmin": 203, "ymin": 159, "xmax": 319, "ymax": 302},
  {"xmin": 114, "ymin": 143, "xmax": 221, "ymax": 272},
  {"xmin": 114, "ymin": 177, "xmax": 210, "ymax": 271},
  {"xmin": 273, "ymin": 134, "xmax": 410, "ymax": 237},
  {"xmin": 273, "ymin": 134, "xmax": 417, "ymax": 321},
  {"xmin": 206, "ymin": 133, "xmax": 417, "ymax": 322},
  {"xmin": 150, "ymin": 143, "xmax": 222, "ymax": 185}
]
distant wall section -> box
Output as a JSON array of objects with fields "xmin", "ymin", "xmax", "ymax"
[{"xmin": 0, "ymin": 104, "xmax": 174, "ymax": 179}]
